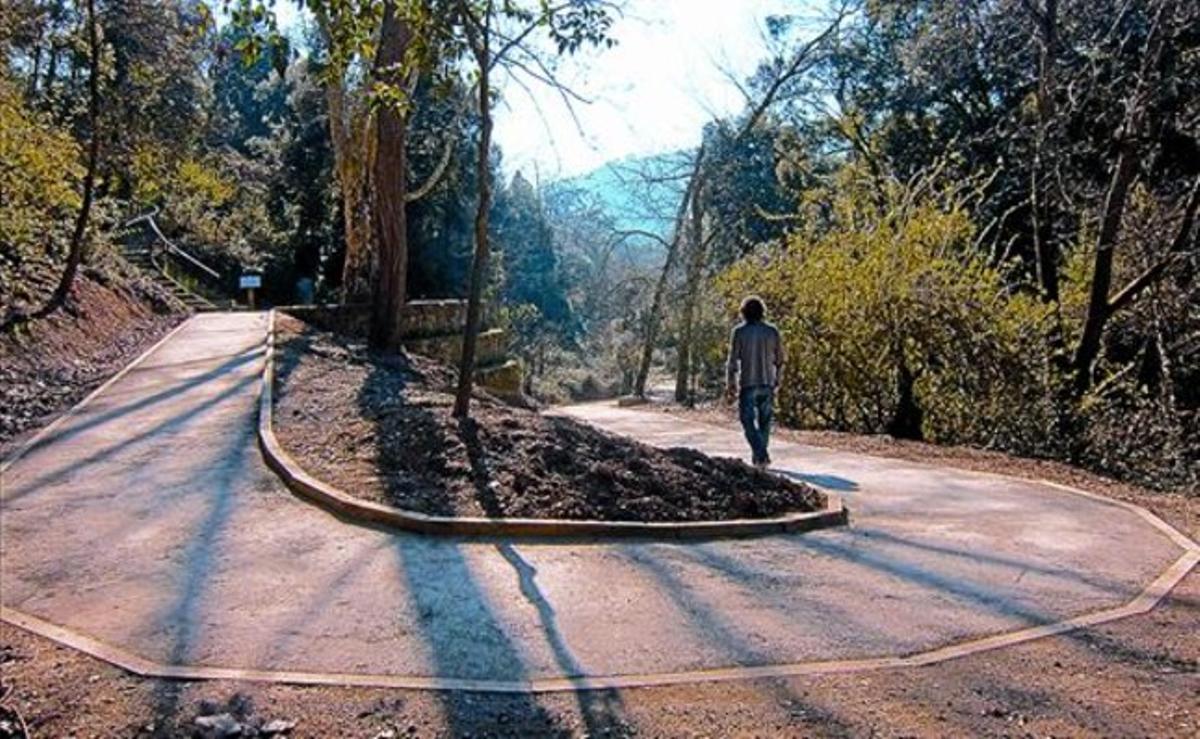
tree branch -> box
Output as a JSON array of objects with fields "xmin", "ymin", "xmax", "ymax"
[
  {"xmin": 736, "ymin": 2, "xmax": 848, "ymax": 142},
  {"xmin": 1105, "ymin": 174, "xmax": 1200, "ymax": 315}
]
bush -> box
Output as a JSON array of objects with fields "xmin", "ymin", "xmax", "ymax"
[
  {"xmin": 0, "ymin": 80, "xmax": 82, "ymax": 264},
  {"xmin": 716, "ymin": 174, "xmax": 1055, "ymax": 448}
]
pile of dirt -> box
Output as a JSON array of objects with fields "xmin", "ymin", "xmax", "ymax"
[
  {"xmin": 272, "ymin": 316, "xmax": 825, "ymax": 522},
  {"xmin": 0, "ymin": 264, "xmax": 185, "ymax": 457}
]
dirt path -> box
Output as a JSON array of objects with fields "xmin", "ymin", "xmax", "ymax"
[{"xmin": 1, "ymin": 311, "xmax": 1196, "ymax": 736}]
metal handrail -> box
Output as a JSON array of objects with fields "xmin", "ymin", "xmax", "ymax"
[{"xmin": 123, "ymin": 208, "xmax": 222, "ymax": 281}]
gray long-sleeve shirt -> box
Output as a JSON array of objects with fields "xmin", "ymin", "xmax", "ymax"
[{"xmin": 726, "ymin": 321, "xmax": 784, "ymax": 389}]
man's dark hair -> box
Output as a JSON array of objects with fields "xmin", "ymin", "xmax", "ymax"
[{"xmin": 740, "ymin": 296, "xmax": 766, "ymax": 323}]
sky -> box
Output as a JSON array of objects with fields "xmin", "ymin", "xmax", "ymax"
[
  {"xmin": 272, "ymin": 1, "xmax": 822, "ymax": 180},
  {"xmin": 493, "ymin": 0, "xmax": 817, "ymax": 179}
]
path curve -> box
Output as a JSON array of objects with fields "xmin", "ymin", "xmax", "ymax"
[{"xmin": 1, "ymin": 312, "xmax": 1196, "ymax": 692}]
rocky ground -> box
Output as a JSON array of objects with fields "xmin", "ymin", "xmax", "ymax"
[
  {"xmin": 0, "ymin": 264, "xmax": 184, "ymax": 459},
  {"xmin": 271, "ymin": 316, "xmax": 824, "ymax": 522}
]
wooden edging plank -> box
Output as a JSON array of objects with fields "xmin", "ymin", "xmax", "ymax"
[
  {"xmin": 258, "ymin": 309, "xmax": 849, "ymax": 540},
  {"xmin": 4, "ymin": 548, "xmax": 1198, "ymax": 694}
]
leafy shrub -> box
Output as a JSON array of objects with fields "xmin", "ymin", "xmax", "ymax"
[
  {"xmin": 0, "ymin": 80, "xmax": 82, "ymax": 262},
  {"xmin": 716, "ymin": 174, "xmax": 1055, "ymax": 448}
]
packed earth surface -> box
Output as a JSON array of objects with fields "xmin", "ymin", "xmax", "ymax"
[
  {"xmin": 1, "ymin": 311, "xmax": 1196, "ymax": 739},
  {"xmin": 271, "ymin": 315, "xmax": 825, "ymax": 522}
]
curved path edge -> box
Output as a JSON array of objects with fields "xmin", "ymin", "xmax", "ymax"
[
  {"xmin": 4, "ymin": 547, "xmax": 1197, "ymax": 693},
  {"xmin": 259, "ymin": 309, "xmax": 849, "ymax": 539},
  {"xmin": 3, "ymin": 311, "xmax": 1198, "ymax": 693}
]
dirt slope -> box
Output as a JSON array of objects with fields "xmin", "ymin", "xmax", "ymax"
[{"xmin": 0, "ymin": 264, "xmax": 185, "ymax": 458}]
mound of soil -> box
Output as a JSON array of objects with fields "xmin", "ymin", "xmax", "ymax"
[
  {"xmin": 272, "ymin": 316, "xmax": 825, "ymax": 522},
  {"xmin": 0, "ymin": 264, "xmax": 184, "ymax": 457}
]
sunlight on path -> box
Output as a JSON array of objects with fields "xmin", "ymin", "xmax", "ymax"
[{"xmin": 0, "ymin": 313, "xmax": 1187, "ymax": 685}]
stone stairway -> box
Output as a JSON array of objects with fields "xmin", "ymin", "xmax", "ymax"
[{"xmin": 120, "ymin": 223, "xmax": 219, "ymax": 312}]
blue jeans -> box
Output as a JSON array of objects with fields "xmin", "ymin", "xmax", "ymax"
[{"xmin": 738, "ymin": 385, "xmax": 774, "ymax": 464}]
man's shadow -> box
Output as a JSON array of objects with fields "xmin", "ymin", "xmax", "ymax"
[{"xmin": 772, "ymin": 468, "xmax": 859, "ymax": 492}]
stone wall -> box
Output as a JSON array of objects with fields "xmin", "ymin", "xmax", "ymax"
[
  {"xmin": 280, "ymin": 303, "xmax": 371, "ymax": 337},
  {"xmin": 400, "ymin": 300, "xmax": 467, "ymax": 338},
  {"xmin": 404, "ymin": 328, "xmax": 507, "ymax": 368},
  {"xmin": 281, "ymin": 301, "xmax": 523, "ymax": 400},
  {"xmin": 282, "ymin": 300, "xmax": 466, "ymax": 339}
]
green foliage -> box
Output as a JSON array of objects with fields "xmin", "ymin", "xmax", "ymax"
[
  {"xmin": 405, "ymin": 77, "xmax": 479, "ymax": 298},
  {"xmin": 717, "ymin": 169, "xmax": 1055, "ymax": 447},
  {"xmin": 492, "ymin": 172, "xmax": 575, "ymax": 334},
  {"xmin": 701, "ymin": 119, "xmax": 796, "ymax": 267},
  {"xmin": 0, "ymin": 80, "xmax": 81, "ymax": 258}
]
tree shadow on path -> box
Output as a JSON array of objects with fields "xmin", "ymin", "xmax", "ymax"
[
  {"xmin": 392, "ymin": 536, "xmax": 571, "ymax": 736},
  {"xmin": 495, "ymin": 543, "xmax": 630, "ymax": 736},
  {"xmin": 620, "ymin": 545, "xmax": 859, "ymax": 736},
  {"xmin": 146, "ymin": 395, "xmax": 258, "ymax": 735}
]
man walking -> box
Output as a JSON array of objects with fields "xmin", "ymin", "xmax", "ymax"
[{"xmin": 725, "ymin": 296, "xmax": 784, "ymax": 468}]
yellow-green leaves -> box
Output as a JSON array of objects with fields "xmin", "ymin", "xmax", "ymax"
[
  {"xmin": 0, "ymin": 81, "xmax": 83, "ymax": 254},
  {"xmin": 716, "ymin": 169, "xmax": 1054, "ymax": 444}
]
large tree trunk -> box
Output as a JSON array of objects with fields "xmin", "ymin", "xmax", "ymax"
[
  {"xmin": 326, "ymin": 79, "xmax": 374, "ymax": 300},
  {"xmin": 312, "ymin": 7, "xmax": 376, "ymax": 302},
  {"xmin": 368, "ymin": 0, "xmax": 412, "ymax": 351},
  {"xmin": 48, "ymin": 0, "xmax": 100, "ymax": 311},
  {"xmin": 453, "ymin": 33, "xmax": 493, "ymax": 418},
  {"xmin": 334, "ymin": 90, "xmax": 376, "ymax": 302}
]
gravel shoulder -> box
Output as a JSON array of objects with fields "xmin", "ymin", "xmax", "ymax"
[{"xmin": 271, "ymin": 316, "xmax": 824, "ymax": 522}]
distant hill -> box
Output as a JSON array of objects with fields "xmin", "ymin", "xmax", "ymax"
[{"xmin": 547, "ymin": 150, "xmax": 693, "ymax": 243}]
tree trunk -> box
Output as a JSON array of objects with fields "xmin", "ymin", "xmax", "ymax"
[
  {"xmin": 312, "ymin": 8, "xmax": 376, "ymax": 302},
  {"xmin": 327, "ymin": 80, "xmax": 375, "ymax": 301},
  {"xmin": 634, "ymin": 147, "xmax": 704, "ymax": 397},
  {"xmin": 453, "ymin": 36, "xmax": 493, "ymax": 418},
  {"xmin": 1068, "ymin": 0, "xmax": 1171, "ymax": 393},
  {"xmin": 1029, "ymin": 0, "xmax": 1060, "ymax": 306},
  {"xmin": 632, "ymin": 19, "xmax": 835, "ymax": 398},
  {"xmin": 48, "ymin": 0, "xmax": 100, "ymax": 311},
  {"xmin": 44, "ymin": 44, "xmax": 59, "ymax": 94},
  {"xmin": 28, "ymin": 40, "xmax": 43, "ymax": 99},
  {"xmin": 674, "ymin": 173, "xmax": 706, "ymax": 405},
  {"xmin": 337, "ymin": 105, "xmax": 376, "ymax": 301},
  {"xmin": 886, "ymin": 359, "xmax": 923, "ymax": 440},
  {"xmin": 368, "ymin": 0, "xmax": 412, "ymax": 351},
  {"xmin": 1070, "ymin": 144, "xmax": 1138, "ymax": 393}
]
